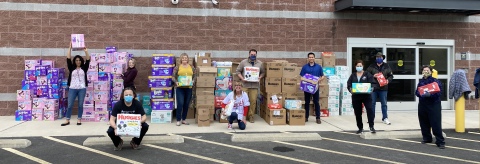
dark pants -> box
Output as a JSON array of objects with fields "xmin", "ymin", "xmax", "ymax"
[
  {"xmin": 176, "ymin": 87, "xmax": 192, "ymax": 121},
  {"xmin": 228, "ymin": 112, "xmax": 246, "ymax": 130},
  {"xmin": 304, "ymin": 90, "xmax": 320, "ymax": 119},
  {"xmin": 418, "ymin": 102, "xmax": 445, "ymax": 146},
  {"xmin": 107, "ymin": 122, "xmax": 149, "ymax": 147},
  {"xmin": 352, "ymin": 94, "xmax": 374, "ymax": 130}
]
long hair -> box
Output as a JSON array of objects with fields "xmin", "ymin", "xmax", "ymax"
[
  {"xmin": 128, "ymin": 58, "xmax": 136, "ymax": 69},
  {"xmin": 233, "ymin": 81, "xmax": 244, "ymax": 101},
  {"xmin": 72, "ymin": 55, "xmax": 85, "ymax": 67},
  {"xmin": 120, "ymin": 87, "xmax": 137, "ymax": 101}
]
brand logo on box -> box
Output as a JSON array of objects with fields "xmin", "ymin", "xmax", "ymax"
[
  {"xmin": 284, "ymin": 83, "xmax": 295, "ymax": 85},
  {"xmin": 164, "ymin": 104, "xmax": 170, "ymax": 108},
  {"xmin": 269, "ymin": 68, "xmax": 280, "ymax": 71},
  {"xmin": 245, "ymin": 67, "xmax": 258, "ymax": 71},
  {"xmin": 292, "ymin": 115, "xmax": 303, "ymax": 118},
  {"xmin": 268, "ymin": 82, "xmax": 280, "ymax": 85},
  {"xmin": 284, "ymin": 68, "xmax": 295, "ymax": 71}
]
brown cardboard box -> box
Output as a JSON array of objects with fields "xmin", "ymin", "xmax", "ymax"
[
  {"xmin": 287, "ymin": 109, "xmax": 305, "ymax": 126},
  {"xmin": 196, "ymin": 78, "xmax": 216, "ymax": 87},
  {"xmin": 176, "ymin": 58, "xmax": 193, "ymax": 66},
  {"xmin": 197, "ymin": 104, "xmax": 215, "ymax": 114},
  {"xmin": 196, "ymin": 88, "xmax": 215, "ymax": 95},
  {"xmin": 196, "ymin": 114, "xmax": 210, "ymax": 127},
  {"xmin": 232, "ymin": 73, "xmax": 239, "ymax": 82},
  {"xmin": 264, "ymin": 92, "xmax": 283, "ymax": 107},
  {"xmin": 321, "ymin": 52, "xmax": 336, "ymax": 67},
  {"xmin": 283, "ymin": 92, "xmax": 304, "ymax": 100},
  {"xmin": 195, "ymin": 56, "xmax": 212, "ymax": 67},
  {"xmin": 195, "ymin": 52, "xmax": 212, "ymax": 57},
  {"xmin": 197, "ymin": 66, "xmax": 217, "ymax": 75},
  {"xmin": 319, "ymin": 84, "xmax": 329, "ymax": 97},
  {"xmin": 196, "ymin": 95, "xmax": 215, "ymax": 101},
  {"xmin": 266, "ymin": 62, "xmax": 283, "ymax": 77},
  {"xmin": 196, "ymin": 99, "xmax": 214, "ymax": 106},
  {"xmin": 319, "ymin": 98, "xmax": 328, "ymax": 108},
  {"xmin": 283, "ymin": 65, "xmax": 300, "ymax": 78},
  {"xmin": 186, "ymin": 107, "xmax": 195, "ymax": 119},
  {"xmin": 282, "ymin": 78, "xmax": 298, "ymax": 93},
  {"xmin": 197, "ymin": 108, "xmax": 210, "ymax": 115},
  {"xmin": 265, "ymin": 108, "xmax": 286, "ymax": 125},
  {"xmin": 265, "ymin": 77, "xmax": 282, "ymax": 93},
  {"xmin": 273, "ymin": 60, "xmax": 289, "ymax": 63},
  {"xmin": 232, "ymin": 62, "xmax": 240, "ymax": 74}
]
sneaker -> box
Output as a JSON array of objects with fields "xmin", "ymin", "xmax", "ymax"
[
  {"xmin": 438, "ymin": 145, "xmax": 445, "ymax": 149},
  {"xmin": 356, "ymin": 129, "xmax": 363, "ymax": 134},
  {"xmin": 227, "ymin": 124, "xmax": 232, "ymax": 130},
  {"xmin": 130, "ymin": 140, "xmax": 139, "ymax": 150},
  {"xmin": 369, "ymin": 127, "xmax": 376, "ymax": 133},
  {"xmin": 383, "ymin": 118, "xmax": 391, "ymax": 125},
  {"xmin": 316, "ymin": 119, "xmax": 322, "ymax": 124},
  {"xmin": 114, "ymin": 139, "xmax": 123, "ymax": 151}
]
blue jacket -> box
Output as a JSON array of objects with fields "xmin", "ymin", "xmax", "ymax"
[
  {"xmin": 416, "ymin": 76, "xmax": 442, "ymax": 104},
  {"xmin": 473, "ymin": 68, "xmax": 480, "ymax": 99},
  {"xmin": 300, "ymin": 63, "xmax": 324, "ymax": 77}
]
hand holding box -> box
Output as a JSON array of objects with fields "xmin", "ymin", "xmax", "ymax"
[{"xmin": 417, "ymin": 82, "xmax": 440, "ymax": 96}]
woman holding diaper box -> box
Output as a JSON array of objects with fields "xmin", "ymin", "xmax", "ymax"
[
  {"xmin": 347, "ymin": 60, "xmax": 377, "ymax": 134},
  {"xmin": 62, "ymin": 43, "xmax": 90, "ymax": 126},
  {"xmin": 121, "ymin": 58, "xmax": 138, "ymax": 91},
  {"xmin": 172, "ymin": 53, "xmax": 196, "ymax": 126},
  {"xmin": 221, "ymin": 81, "xmax": 249, "ymax": 130}
]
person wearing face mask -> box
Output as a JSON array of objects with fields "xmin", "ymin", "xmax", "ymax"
[
  {"xmin": 236, "ymin": 49, "xmax": 265, "ymax": 123},
  {"xmin": 62, "ymin": 43, "xmax": 90, "ymax": 126},
  {"xmin": 366, "ymin": 52, "xmax": 394, "ymax": 125},
  {"xmin": 107, "ymin": 87, "xmax": 149, "ymax": 151},
  {"xmin": 347, "ymin": 60, "xmax": 377, "ymax": 134},
  {"xmin": 121, "ymin": 58, "xmax": 138, "ymax": 91},
  {"xmin": 221, "ymin": 81, "xmax": 250, "ymax": 130},
  {"xmin": 415, "ymin": 66, "xmax": 445, "ymax": 149},
  {"xmin": 300, "ymin": 52, "xmax": 325, "ymax": 124}
]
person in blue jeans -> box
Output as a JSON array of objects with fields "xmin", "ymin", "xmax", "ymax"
[
  {"xmin": 366, "ymin": 52, "xmax": 394, "ymax": 125},
  {"xmin": 62, "ymin": 43, "xmax": 90, "ymax": 126},
  {"xmin": 172, "ymin": 53, "xmax": 196, "ymax": 126},
  {"xmin": 299, "ymin": 52, "xmax": 325, "ymax": 124},
  {"xmin": 221, "ymin": 81, "xmax": 249, "ymax": 130}
]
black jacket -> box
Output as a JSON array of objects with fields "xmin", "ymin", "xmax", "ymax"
[
  {"xmin": 347, "ymin": 71, "xmax": 377, "ymax": 98},
  {"xmin": 366, "ymin": 62, "xmax": 394, "ymax": 91},
  {"xmin": 66, "ymin": 58, "xmax": 90, "ymax": 87}
]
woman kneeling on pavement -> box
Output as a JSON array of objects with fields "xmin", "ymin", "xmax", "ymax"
[
  {"xmin": 107, "ymin": 87, "xmax": 149, "ymax": 151},
  {"xmin": 415, "ymin": 65, "xmax": 445, "ymax": 149},
  {"xmin": 221, "ymin": 81, "xmax": 250, "ymax": 130},
  {"xmin": 347, "ymin": 60, "xmax": 377, "ymax": 134}
]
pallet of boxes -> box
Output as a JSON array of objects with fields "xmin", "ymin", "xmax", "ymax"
[
  {"xmin": 261, "ymin": 60, "xmax": 304, "ymax": 126},
  {"xmin": 194, "ymin": 53, "xmax": 216, "ymax": 127},
  {"xmin": 215, "ymin": 61, "xmax": 233, "ymax": 123},
  {"xmin": 320, "ymin": 52, "xmax": 340, "ymax": 117}
]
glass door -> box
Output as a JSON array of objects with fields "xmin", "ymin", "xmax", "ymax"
[
  {"xmin": 419, "ymin": 47, "xmax": 450, "ymax": 109},
  {"xmin": 385, "ymin": 46, "xmax": 418, "ymax": 109}
]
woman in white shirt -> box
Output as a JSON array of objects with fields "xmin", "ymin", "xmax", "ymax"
[
  {"xmin": 221, "ymin": 81, "xmax": 250, "ymax": 130},
  {"xmin": 62, "ymin": 43, "xmax": 90, "ymax": 126}
]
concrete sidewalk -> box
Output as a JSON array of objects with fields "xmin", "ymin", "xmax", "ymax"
[{"xmin": 0, "ymin": 110, "xmax": 478, "ymax": 138}]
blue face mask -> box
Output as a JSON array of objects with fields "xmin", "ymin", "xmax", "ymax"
[
  {"xmin": 356, "ymin": 67, "xmax": 363, "ymax": 72},
  {"xmin": 376, "ymin": 58, "xmax": 383, "ymax": 64},
  {"xmin": 124, "ymin": 95, "xmax": 134, "ymax": 103},
  {"xmin": 249, "ymin": 55, "xmax": 256, "ymax": 61}
]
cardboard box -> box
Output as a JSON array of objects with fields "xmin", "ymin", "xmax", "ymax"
[
  {"xmin": 197, "ymin": 105, "xmax": 215, "ymax": 114},
  {"xmin": 266, "ymin": 62, "xmax": 283, "ymax": 77},
  {"xmin": 217, "ymin": 67, "xmax": 231, "ymax": 78},
  {"xmin": 323, "ymin": 67, "xmax": 335, "ymax": 77},
  {"xmin": 196, "ymin": 87, "xmax": 214, "ymax": 94},
  {"xmin": 116, "ymin": 114, "xmax": 141, "ymax": 137},
  {"xmin": 152, "ymin": 54, "xmax": 175, "ymax": 65},
  {"xmin": 265, "ymin": 108, "xmax": 286, "ymax": 125},
  {"xmin": 321, "ymin": 52, "xmax": 336, "ymax": 67},
  {"xmin": 215, "ymin": 76, "xmax": 232, "ymax": 90},
  {"xmin": 196, "ymin": 56, "xmax": 211, "ymax": 67},
  {"xmin": 283, "ymin": 65, "xmax": 300, "ymax": 78},
  {"xmin": 196, "ymin": 77, "xmax": 216, "ymax": 87},
  {"xmin": 320, "ymin": 109, "xmax": 329, "ymax": 117},
  {"xmin": 151, "ymin": 110, "xmax": 172, "ymax": 124},
  {"xmin": 71, "ymin": 34, "xmax": 85, "ymax": 51},
  {"xmin": 300, "ymin": 74, "xmax": 319, "ymax": 94},
  {"xmin": 244, "ymin": 67, "xmax": 260, "ymax": 82},
  {"xmin": 282, "ymin": 78, "xmax": 298, "ymax": 93},
  {"xmin": 265, "ymin": 92, "xmax": 283, "ymax": 107},
  {"xmin": 265, "ymin": 77, "xmax": 282, "ymax": 93},
  {"xmin": 284, "ymin": 100, "xmax": 302, "ymax": 110},
  {"xmin": 273, "ymin": 60, "xmax": 289, "ymax": 63},
  {"xmin": 287, "ymin": 109, "xmax": 305, "ymax": 126},
  {"xmin": 319, "ymin": 85, "xmax": 329, "ymax": 97},
  {"xmin": 319, "ymin": 98, "xmax": 328, "ymax": 107},
  {"xmin": 148, "ymin": 75, "xmax": 173, "ymax": 88},
  {"xmin": 196, "ymin": 114, "xmax": 210, "ymax": 127},
  {"xmin": 352, "ymin": 83, "xmax": 372, "ymax": 94}
]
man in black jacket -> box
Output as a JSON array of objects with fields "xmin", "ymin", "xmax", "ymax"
[{"xmin": 366, "ymin": 52, "xmax": 394, "ymax": 125}]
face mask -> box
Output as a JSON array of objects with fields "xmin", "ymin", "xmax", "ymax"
[
  {"xmin": 249, "ymin": 55, "xmax": 256, "ymax": 61},
  {"xmin": 124, "ymin": 95, "xmax": 134, "ymax": 103},
  {"xmin": 376, "ymin": 58, "xmax": 383, "ymax": 64},
  {"xmin": 356, "ymin": 67, "xmax": 363, "ymax": 72},
  {"xmin": 422, "ymin": 72, "xmax": 431, "ymax": 78}
]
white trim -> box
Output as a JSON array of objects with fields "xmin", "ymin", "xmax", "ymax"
[{"xmin": 0, "ymin": 2, "xmax": 479, "ymax": 22}]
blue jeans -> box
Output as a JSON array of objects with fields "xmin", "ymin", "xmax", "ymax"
[
  {"xmin": 371, "ymin": 90, "xmax": 388, "ymax": 120},
  {"xmin": 304, "ymin": 90, "xmax": 320, "ymax": 119},
  {"xmin": 176, "ymin": 88, "xmax": 192, "ymax": 121},
  {"xmin": 66, "ymin": 88, "xmax": 87, "ymax": 120},
  {"xmin": 228, "ymin": 112, "xmax": 246, "ymax": 130}
]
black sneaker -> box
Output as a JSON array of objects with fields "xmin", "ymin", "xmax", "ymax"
[
  {"xmin": 438, "ymin": 145, "xmax": 445, "ymax": 149},
  {"xmin": 369, "ymin": 127, "xmax": 376, "ymax": 133},
  {"xmin": 114, "ymin": 139, "xmax": 123, "ymax": 151},
  {"xmin": 356, "ymin": 129, "xmax": 363, "ymax": 134},
  {"xmin": 421, "ymin": 140, "xmax": 432, "ymax": 144}
]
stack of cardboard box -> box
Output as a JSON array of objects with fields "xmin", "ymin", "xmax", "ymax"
[
  {"xmin": 318, "ymin": 52, "xmax": 336, "ymax": 117},
  {"xmin": 260, "ymin": 60, "xmax": 303, "ymax": 126},
  {"xmin": 150, "ymin": 54, "xmax": 175, "ymax": 124},
  {"xmin": 215, "ymin": 64, "xmax": 233, "ymax": 123},
  {"xmin": 335, "ymin": 66, "xmax": 353, "ymax": 116},
  {"xmin": 195, "ymin": 54, "xmax": 216, "ymax": 126}
]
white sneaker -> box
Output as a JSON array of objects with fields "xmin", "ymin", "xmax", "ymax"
[
  {"xmin": 227, "ymin": 124, "xmax": 232, "ymax": 130},
  {"xmin": 383, "ymin": 118, "xmax": 391, "ymax": 125}
]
